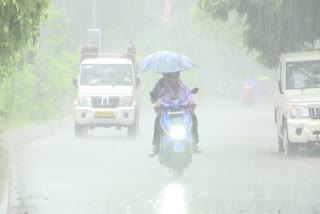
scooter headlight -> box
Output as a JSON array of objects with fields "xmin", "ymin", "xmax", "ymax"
[{"xmin": 169, "ymin": 125, "xmax": 187, "ymax": 140}]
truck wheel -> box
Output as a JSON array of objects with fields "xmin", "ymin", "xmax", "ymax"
[
  {"xmin": 127, "ymin": 124, "xmax": 137, "ymax": 138},
  {"xmin": 127, "ymin": 111, "xmax": 139, "ymax": 138},
  {"xmin": 282, "ymin": 126, "xmax": 297, "ymax": 157},
  {"xmin": 75, "ymin": 123, "xmax": 88, "ymax": 138},
  {"xmin": 278, "ymin": 136, "xmax": 284, "ymax": 153},
  {"xmin": 277, "ymin": 126, "xmax": 284, "ymax": 153}
]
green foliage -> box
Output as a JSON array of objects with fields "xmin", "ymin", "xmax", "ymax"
[
  {"xmin": 12, "ymin": 7, "xmax": 77, "ymax": 123},
  {"xmin": 28, "ymin": 51, "xmax": 77, "ymax": 122},
  {"xmin": 0, "ymin": 0, "xmax": 50, "ymax": 78},
  {"xmin": 7, "ymin": 66, "xmax": 36, "ymax": 123},
  {"xmin": 0, "ymin": 6, "xmax": 78, "ymax": 127},
  {"xmin": 199, "ymin": 0, "xmax": 320, "ymax": 67}
]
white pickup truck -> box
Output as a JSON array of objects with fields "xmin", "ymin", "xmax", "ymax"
[
  {"xmin": 274, "ymin": 50, "xmax": 320, "ymax": 156},
  {"xmin": 73, "ymin": 55, "xmax": 140, "ymax": 138}
]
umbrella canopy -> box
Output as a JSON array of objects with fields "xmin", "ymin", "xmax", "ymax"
[{"xmin": 137, "ymin": 51, "xmax": 195, "ymax": 73}]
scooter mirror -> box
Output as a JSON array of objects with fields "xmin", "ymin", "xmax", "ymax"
[{"xmin": 191, "ymin": 88, "xmax": 199, "ymax": 94}]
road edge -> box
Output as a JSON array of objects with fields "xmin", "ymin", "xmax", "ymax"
[
  {"xmin": 4, "ymin": 117, "xmax": 72, "ymax": 146},
  {"xmin": 0, "ymin": 163, "xmax": 10, "ymax": 214},
  {"xmin": 0, "ymin": 116, "xmax": 72, "ymax": 213}
]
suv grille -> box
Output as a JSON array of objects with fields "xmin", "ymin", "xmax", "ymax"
[
  {"xmin": 91, "ymin": 96, "xmax": 119, "ymax": 108},
  {"xmin": 309, "ymin": 107, "xmax": 320, "ymax": 118}
]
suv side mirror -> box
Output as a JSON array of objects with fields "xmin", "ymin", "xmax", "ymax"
[
  {"xmin": 73, "ymin": 77, "xmax": 78, "ymax": 88},
  {"xmin": 191, "ymin": 87, "xmax": 199, "ymax": 94}
]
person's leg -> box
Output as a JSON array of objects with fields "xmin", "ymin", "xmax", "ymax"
[
  {"xmin": 191, "ymin": 113, "xmax": 200, "ymax": 153},
  {"xmin": 151, "ymin": 115, "xmax": 161, "ymax": 155},
  {"xmin": 191, "ymin": 113, "xmax": 199, "ymax": 144}
]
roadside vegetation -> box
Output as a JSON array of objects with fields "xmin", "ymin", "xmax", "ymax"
[
  {"xmin": 199, "ymin": 0, "xmax": 320, "ymax": 67},
  {"xmin": 0, "ymin": 7, "xmax": 78, "ymax": 128},
  {"xmin": 0, "ymin": 1, "xmax": 77, "ymax": 198}
]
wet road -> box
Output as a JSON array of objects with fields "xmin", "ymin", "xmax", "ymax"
[{"xmin": 9, "ymin": 98, "xmax": 320, "ymax": 214}]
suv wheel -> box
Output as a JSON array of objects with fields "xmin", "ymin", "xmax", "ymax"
[
  {"xmin": 277, "ymin": 127, "xmax": 284, "ymax": 153},
  {"xmin": 127, "ymin": 125, "xmax": 136, "ymax": 138},
  {"xmin": 127, "ymin": 111, "xmax": 139, "ymax": 138},
  {"xmin": 282, "ymin": 125, "xmax": 297, "ymax": 157},
  {"xmin": 278, "ymin": 136, "xmax": 284, "ymax": 153},
  {"xmin": 75, "ymin": 123, "xmax": 88, "ymax": 137}
]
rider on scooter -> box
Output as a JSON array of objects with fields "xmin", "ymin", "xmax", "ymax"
[
  {"xmin": 150, "ymin": 71, "xmax": 200, "ymax": 156},
  {"xmin": 150, "ymin": 73, "xmax": 167, "ymax": 104}
]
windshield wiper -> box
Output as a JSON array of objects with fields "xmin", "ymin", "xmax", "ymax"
[{"xmin": 90, "ymin": 80, "xmax": 112, "ymax": 86}]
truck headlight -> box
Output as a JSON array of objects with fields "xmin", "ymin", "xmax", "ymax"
[
  {"xmin": 78, "ymin": 96, "xmax": 91, "ymax": 106},
  {"xmin": 169, "ymin": 125, "xmax": 187, "ymax": 140},
  {"xmin": 119, "ymin": 96, "xmax": 134, "ymax": 106},
  {"xmin": 289, "ymin": 105, "xmax": 309, "ymax": 118}
]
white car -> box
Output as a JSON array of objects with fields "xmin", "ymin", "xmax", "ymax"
[
  {"xmin": 73, "ymin": 56, "xmax": 140, "ymax": 138},
  {"xmin": 274, "ymin": 50, "xmax": 320, "ymax": 155}
]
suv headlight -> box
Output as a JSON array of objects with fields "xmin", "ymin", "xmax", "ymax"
[
  {"xmin": 78, "ymin": 95, "xmax": 91, "ymax": 106},
  {"xmin": 289, "ymin": 105, "xmax": 309, "ymax": 118},
  {"xmin": 119, "ymin": 96, "xmax": 135, "ymax": 106}
]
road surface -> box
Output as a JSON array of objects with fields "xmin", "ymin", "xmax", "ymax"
[{"xmin": 8, "ymin": 98, "xmax": 320, "ymax": 214}]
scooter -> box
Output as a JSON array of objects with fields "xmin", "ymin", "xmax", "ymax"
[
  {"xmin": 157, "ymin": 88, "xmax": 198, "ymax": 178},
  {"xmin": 243, "ymin": 84, "xmax": 254, "ymax": 106}
]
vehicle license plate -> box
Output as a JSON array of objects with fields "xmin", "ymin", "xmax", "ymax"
[{"xmin": 95, "ymin": 111, "xmax": 114, "ymax": 118}]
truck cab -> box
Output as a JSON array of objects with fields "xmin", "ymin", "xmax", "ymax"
[
  {"xmin": 274, "ymin": 50, "xmax": 320, "ymax": 155},
  {"xmin": 73, "ymin": 55, "xmax": 140, "ymax": 138}
]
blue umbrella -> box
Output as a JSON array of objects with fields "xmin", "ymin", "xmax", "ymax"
[{"xmin": 137, "ymin": 51, "xmax": 195, "ymax": 73}]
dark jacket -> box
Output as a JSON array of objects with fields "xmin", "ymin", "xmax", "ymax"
[{"xmin": 150, "ymin": 77, "xmax": 166, "ymax": 104}]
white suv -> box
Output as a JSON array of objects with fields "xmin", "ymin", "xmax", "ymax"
[
  {"xmin": 73, "ymin": 56, "xmax": 140, "ymax": 138},
  {"xmin": 274, "ymin": 50, "xmax": 320, "ymax": 155}
]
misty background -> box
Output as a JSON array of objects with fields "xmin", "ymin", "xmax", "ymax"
[
  {"xmin": 0, "ymin": 0, "xmax": 270, "ymax": 127},
  {"xmin": 48, "ymin": 0, "xmax": 267, "ymax": 99},
  {"xmin": 3, "ymin": 1, "xmax": 320, "ymax": 213}
]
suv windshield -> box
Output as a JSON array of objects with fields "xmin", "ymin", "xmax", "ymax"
[
  {"xmin": 286, "ymin": 60, "xmax": 320, "ymax": 90},
  {"xmin": 80, "ymin": 64, "xmax": 133, "ymax": 86}
]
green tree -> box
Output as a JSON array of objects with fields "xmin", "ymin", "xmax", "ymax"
[
  {"xmin": 10, "ymin": 7, "xmax": 78, "ymax": 123},
  {"xmin": 199, "ymin": 0, "xmax": 320, "ymax": 67},
  {"xmin": 0, "ymin": 0, "xmax": 50, "ymax": 78},
  {"xmin": 0, "ymin": 5, "xmax": 77, "ymax": 125}
]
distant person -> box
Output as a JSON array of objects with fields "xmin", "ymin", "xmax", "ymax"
[
  {"xmin": 149, "ymin": 73, "xmax": 168, "ymax": 104},
  {"xmin": 127, "ymin": 40, "xmax": 137, "ymax": 74},
  {"xmin": 88, "ymin": 41, "xmax": 98, "ymax": 58},
  {"xmin": 242, "ymin": 77, "xmax": 258, "ymax": 98},
  {"xmin": 127, "ymin": 41, "xmax": 136, "ymax": 62},
  {"xmin": 80, "ymin": 45, "xmax": 89, "ymax": 62},
  {"xmin": 150, "ymin": 72, "xmax": 200, "ymax": 156}
]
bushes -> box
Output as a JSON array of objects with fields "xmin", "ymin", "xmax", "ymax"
[
  {"xmin": 0, "ymin": 6, "xmax": 78, "ymax": 127},
  {"xmin": 2, "ymin": 54, "xmax": 78, "ymax": 127}
]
